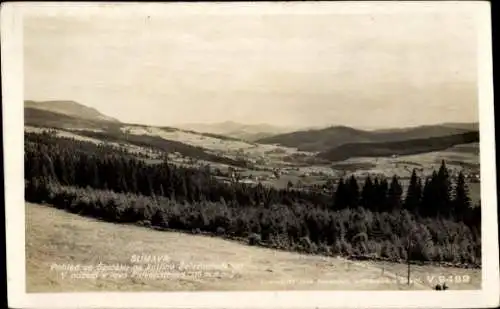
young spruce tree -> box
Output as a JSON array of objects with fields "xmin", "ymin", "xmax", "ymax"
[{"xmin": 404, "ymin": 169, "xmax": 422, "ymax": 215}]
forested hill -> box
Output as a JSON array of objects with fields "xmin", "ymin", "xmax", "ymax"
[
  {"xmin": 25, "ymin": 100, "xmax": 120, "ymax": 123},
  {"xmin": 317, "ymin": 132, "xmax": 480, "ymax": 162},
  {"xmin": 257, "ymin": 124, "xmax": 479, "ymax": 152},
  {"xmin": 25, "ymin": 107, "xmax": 121, "ymax": 131}
]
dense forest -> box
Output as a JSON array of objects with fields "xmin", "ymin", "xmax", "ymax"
[
  {"xmin": 24, "ymin": 131, "xmax": 481, "ymax": 266},
  {"xmin": 317, "ymin": 132, "xmax": 479, "ymax": 161}
]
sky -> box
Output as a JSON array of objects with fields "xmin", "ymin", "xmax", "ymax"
[{"xmin": 24, "ymin": 3, "xmax": 481, "ymax": 129}]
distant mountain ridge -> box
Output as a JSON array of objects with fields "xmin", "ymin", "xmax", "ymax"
[
  {"xmin": 173, "ymin": 121, "xmax": 306, "ymax": 141},
  {"xmin": 440, "ymin": 122, "xmax": 480, "ymax": 131},
  {"xmin": 25, "ymin": 100, "xmax": 120, "ymax": 123},
  {"xmin": 257, "ymin": 123, "xmax": 479, "ymax": 152}
]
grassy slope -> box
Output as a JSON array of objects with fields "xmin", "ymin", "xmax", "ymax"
[{"xmin": 26, "ymin": 203, "xmax": 481, "ymax": 292}]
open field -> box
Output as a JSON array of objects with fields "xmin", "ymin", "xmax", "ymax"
[
  {"xmin": 120, "ymin": 125, "xmax": 311, "ymax": 159},
  {"xmin": 25, "ymin": 126, "xmax": 162, "ymax": 160},
  {"xmin": 331, "ymin": 144, "xmax": 479, "ymax": 178},
  {"xmin": 26, "ymin": 202, "xmax": 481, "ymax": 292}
]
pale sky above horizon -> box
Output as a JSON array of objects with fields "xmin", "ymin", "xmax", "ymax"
[{"xmin": 24, "ymin": 3, "xmax": 481, "ymax": 129}]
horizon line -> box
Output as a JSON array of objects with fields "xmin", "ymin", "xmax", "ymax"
[{"xmin": 24, "ymin": 99, "xmax": 479, "ymax": 132}]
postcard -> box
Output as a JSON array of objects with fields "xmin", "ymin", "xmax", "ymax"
[{"xmin": 2, "ymin": 1, "xmax": 498, "ymax": 308}]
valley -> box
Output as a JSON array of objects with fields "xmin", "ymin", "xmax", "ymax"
[
  {"xmin": 24, "ymin": 100, "xmax": 481, "ymax": 204},
  {"xmin": 23, "ymin": 100, "xmax": 482, "ymax": 293}
]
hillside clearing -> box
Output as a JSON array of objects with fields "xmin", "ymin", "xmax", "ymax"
[
  {"xmin": 119, "ymin": 125, "xmax": 311, "ymax": 160},
  {"xmin": 121, "ymin": 126, "xmax": 257, "ymax": 152},
  {"xmin": 25, "ymin": 203, "xmax": 480, "ymax": 292},
  {"xmin": 25, "ymin": 126, "xmax": 161, "ymax": 159}
]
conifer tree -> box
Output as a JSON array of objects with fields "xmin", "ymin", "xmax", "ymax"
[
  {"xmin": 361, "ymin": 176, "xmax": 375, "ymax": 210},
  {"xmin": 346, "ymin": 175, "xmax": 360, "ymax": 208},
  {"xmin": 421, "ymin": 173, "xmax": 438, "ymax": 217},
  {"xmin": 375, "ymin": 178, "xmax": 389, "ymax": 212},
  {"xmin": 421, "ymin": 176, "xmax": 431, "ymax": 217},
  {"xmin": 404, "ymin": 169, "xmax": 422, "ymax": 215},
  {"xmin": 388, "ymin": 175, "xmax": 403, "ymax": 212},
  {"xmin": 453, "ymin": 171, "xmax": 471, "ymax": 222},
  {"xmin": 436, "ymin": 160, "xmax": 452, "ymax": 218},
  {"xmin": 334, "ymin": 178, "xmax": 347, "ymax": 210},
  {"xmin": 372, "ymin": 178, "xmax": 380, "ymax": 212}
]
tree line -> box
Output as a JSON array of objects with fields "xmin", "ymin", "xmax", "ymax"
[
  {"xmin": 25, "ymin": 179, "xmax": 481, "ymax": 265},
  {"xmin": 25, "ymin": 132, "xmax": 480, "ymax": 227}
]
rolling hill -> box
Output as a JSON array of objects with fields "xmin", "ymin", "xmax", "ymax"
[
  {"xmin": 25, "ymin": 100, "xmax": 121, "ymax": 123},
  {"xmin": 24, "ymin": 108, "xmax": 250, "ymax": 168},
  {"xmin": 257, "ymin": 123, "xmax": 479, "ymax": 152},
  {"xmin": 441, "ymin": 122, "xmax": 480, "ymax": 131},
  {"xmin": 24, "ymin": 100, "xmax": 480, "ymax": 171},
  {"xmin": 24, "ymin": 107, "xmax": 121, "ymax": 131},
  {"xmin": 24, "ymin": 104, "xmax": 295, "ymax": 170},
  {"xmin": 317, "ymin": 131, "xmax": 480, "ymax": 162},
  {"xmin": 174, "ymin": 121, "xmax": 302, "ymax": 141}
]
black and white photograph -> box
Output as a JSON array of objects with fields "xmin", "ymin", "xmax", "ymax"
[{"xmin": 2, "ymin": 1, "xmax": 498, "ymax": 308}]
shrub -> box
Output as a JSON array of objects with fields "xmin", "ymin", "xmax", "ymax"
[
  {"xmin": 366, "ymin": 240, "xmax": 382, "ymax": 257},
  {"xmin": 332, "ymin": 241, "xmax": 343, "ymax": 255},
  {"xmin": 318, "ymin": 243, "xmax": 332, "ymax": 255},
  {"xmin": 308, "ymin": 242, "xmax": 318, "ymax": 254},
  {"xmin": 151, "ymin": 209, "xmax": 168, "ymax": 228},
  {"xmin": 248, "ymin": 233, "xmax": 262, "ymax": 246},
  {"xmin": 138, "ymin": 220, "xmax": 151, "ymax": 227},
  {"xmin": 269, "ymin": 234, "xmax": 290, "ymax": 250},
  {"xmin": 297, "ymin": 236, "xmax": 318, "ymax": 254},
  {"xmin": 381, "ymin": 241, "xmax": 396, "ymax": 259},
  {"xmin": 216, "ymin": 226, "xmax": 226, "ymax": 236},
  {"xmin": 299, "ymin": 236, "xmax": 312, "ymax": 249}
]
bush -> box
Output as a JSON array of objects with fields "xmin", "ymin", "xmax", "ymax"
[
  {"xmin": 299, "ymin": 236, "xmax": 312, "ymax": 248},
  {"xmin": 298, "ymin": 236, "xmax": 317, "ymax": 254},
  {"xmin": 138, "ymin": 220, "xmax": 151, "ymax": 227},
  {"xmin": 332, "ymin": 241, "xmax": 342, "ymax": 255},
  {"xmin": 248, "ymin": 233, "xmax": 261, "ymax": 246},
  {"xmin": 216, "ymin": 226, "xmax": 226, "ymax": 235},
  {"xmin": 151, "ymin": 209, "xmax": 168, "ymax": 228},
  {"xmin": 366, "ymin": 240, "xmax": 382, "ymax": 257},
  {"xmin": 381, "ymin": 241, "xmax": 397, "ymax": 260},
  {"xmin": 269, "ymin": 234, "xmax": 291, "ymax": 250},
  {"xmin": 318, "ymin": 243, "xmax": 332, "ymax": 255}
]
